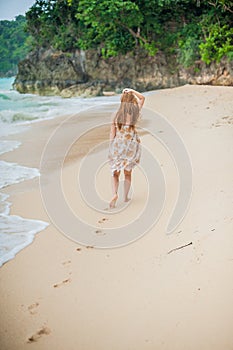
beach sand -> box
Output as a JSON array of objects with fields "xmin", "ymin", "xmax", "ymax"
[{"xmin": 0, "ymin": 84, "xmax": 233, "ymax": 350}]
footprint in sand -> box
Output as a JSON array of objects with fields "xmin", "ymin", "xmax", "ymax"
[
  {"xmin": 28, "ymin": 302, "xmax": 39, "ymax": 315},
  {"xmin": 98, "ymin": 217, "xmax": 109, "ymax": 224},
  {"xmin": 95, "ymin": 229, "xmax": 106, "ymax": 235},
  {"xmin": 95, "ymin": 229, "xmax": 102, "ymax": 234},
  {"xmin": 212, "ymin": 115, "xmax": 233, "ymax": 127},
  {"xmin": 27, "ymin": 326, "xmax": 51, "ymax": 343},
  {"xmin": 95, "ymin": 218, "xmax": 108, "ymax": 235},
  {"xmin": 53, "ymin": 278, "xmax": 71, "ymax": 288},
  {"xmin": 62, "ymin": 260, "xmax": 71, "ymax": 266}
]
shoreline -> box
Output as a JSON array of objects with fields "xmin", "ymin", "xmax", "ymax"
[{"xmin": 0, "ymin": 84, "xmax": 233, "ymax": 349}]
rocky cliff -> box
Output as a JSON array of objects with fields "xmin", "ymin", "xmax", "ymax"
[{"xmin": 14, "ymin": 48, "xmax": 233, "ymax": 97}]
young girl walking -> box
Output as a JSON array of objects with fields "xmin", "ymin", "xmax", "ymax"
[{"xmin": 108, "ymin": 88, "xmax": 145, "ymax": 208}]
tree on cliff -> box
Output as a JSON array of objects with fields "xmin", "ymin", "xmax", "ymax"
[
  {"xmin": 0, "ymin": 15, "xmax": 32, "ymax": 76},
  {"xmin": 24, "ymin": 0, "xmax": 233, "ymax": 66},
  {"xmin": 26, "ymin": 0, "xmax": 81, "ymax": 51}
]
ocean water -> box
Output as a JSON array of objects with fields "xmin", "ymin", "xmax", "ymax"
[{"xmin": 0, "ymin": 77, "xmax": 119, "ymax": 267}]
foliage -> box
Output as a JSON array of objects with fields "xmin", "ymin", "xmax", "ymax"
[
  {"xmin": 25, "ymin": 0, "xmax": 81, "ymax": 50},
  {"xmin": 76, "ymin": 0, "xmax": 143, "ymax": 56},
  {"xmin": 1, "ymin": 0, "xmax": 233, "ymax": 76},
  {"xmin": 199, "ymin": 24, "xmax": 233, "ymax": 64},
  {"xmin": 0, "ymin": 16, "xmax": 32, "ymax": 76},
  {"xmin": 177, "ymin": 23, "xmax": 202, "ymax": 67}
]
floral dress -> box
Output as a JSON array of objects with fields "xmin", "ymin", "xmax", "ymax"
[{"xmin": 108, "ymin": 123, "xmax": 141, "ymax": 176}]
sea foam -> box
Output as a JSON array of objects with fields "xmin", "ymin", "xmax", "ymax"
[
  {"xmin": 0, "ymin": 160, "xmax": 49, "ymax": 267},
  {"xmin": 0, "ymin": 214, "xmax": 49, "ymax": 267},
  {"xmin": 0, "ymin": 160, "xmax": 40, "ymax": 189},
  {"xmin": 0, "ymin": 140, "xmax": 21, "ymax": 155}
]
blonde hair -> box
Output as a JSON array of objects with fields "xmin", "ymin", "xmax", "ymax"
[{"xmin": 114, "ymin": 91, "xmax": 140, "ymax": 131}]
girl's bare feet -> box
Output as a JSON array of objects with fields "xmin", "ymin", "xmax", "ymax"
[
  {"xmin": 124, "ymin": 197, "xmax": 131, "ymax": 203},
  {"xmin": 109, "ymin": 193, "xmax": 118, "ymax": 208}
]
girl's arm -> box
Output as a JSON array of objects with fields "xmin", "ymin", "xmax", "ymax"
[
  {"xmin": 109, "ymin": 113, "xmax": 117, "ymax": 141},
  {"xmin": 109, "ymin": 122, "xmax": 116, "ymax": 141},
  {"xmin": 123, "ymin": 88, "xmax": 145, "ymax": 109}
]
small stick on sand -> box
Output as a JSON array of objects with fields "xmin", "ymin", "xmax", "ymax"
[{"xmin": 167, "ymin": 242, "xmax": 193, "ymax": 255}]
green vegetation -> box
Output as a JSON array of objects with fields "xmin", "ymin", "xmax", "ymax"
[
  {"xmin": 0, "ymin": 0, "xmax": 232, "ymax": 77},
  {"xmin": 26, "ymin": 0, "xmax": 233, "ymax": 65},
  {"xmin": 0, "ymin": 15, "xmax": 32, "ymax": 76},
  {"xmin": 199, "ymin": 24, "xmax": 233, "ymax": 64}
]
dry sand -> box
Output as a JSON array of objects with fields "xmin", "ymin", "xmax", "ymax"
[{"xmin": 0, "ymin": 84, "xmax": 233, "ymax": 350}]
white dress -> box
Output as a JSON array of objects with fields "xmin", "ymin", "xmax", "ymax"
[{"xmin": 108, "ymin": 123, "xmax": 141, "ymax": 176}]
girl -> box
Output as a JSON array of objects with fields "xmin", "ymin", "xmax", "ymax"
[{"xmin": 108, "ymin": 88, "xmax": 145, "ymax": 208}]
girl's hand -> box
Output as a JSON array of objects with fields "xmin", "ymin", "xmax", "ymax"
[
  {"xmin": 122, "ymin": 88, "xmax": 145, "ymax": 109},
  {"xmin": 122, "ymin": 88, "xmax": 132, "ymax": 94}
]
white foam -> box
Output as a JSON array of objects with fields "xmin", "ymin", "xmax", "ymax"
[
  {"xmin": 0, "ymin": 121, "xmax": 30, "ymax": 138},
  {"xmin": 0, "ymin": 193, "xmax": 11, "ymax": 215},
  {"xmin": 0, "ymin": 214, "xmax": 49, "ymax": 267},
  {"xmin": 0, "ymin": 202, "xmax": 11, "ymax": 216},
  {"xmin": 0, "ymin": 140, "xmax": 21, "ymax": 155},
  {"xmin": 0, "ymin": 160, "xmax": 40, "ymax": 189}
]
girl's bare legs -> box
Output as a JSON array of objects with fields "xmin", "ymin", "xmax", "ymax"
[
  {"xmin": 124, "ymin": 169, "xmax": 132, "ymax": 202},
  {"xmin": 110, "ymin": 170, "xmax": 120, "ymax": 208}
]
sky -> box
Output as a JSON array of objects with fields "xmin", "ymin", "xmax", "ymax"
[{"xmin": 0, "ymin": 0, "xmax": 36, "ymax": 20}]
